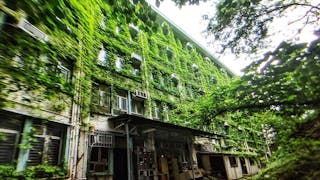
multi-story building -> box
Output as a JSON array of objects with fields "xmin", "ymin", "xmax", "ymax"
[{"xmin": 0, "ymin": 0, "xmax": 265, "ymax": 179}]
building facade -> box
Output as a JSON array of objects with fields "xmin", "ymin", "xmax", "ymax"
[{"xmin": 0, "ymin": 0, "xmax": 265, "ymax": 179}]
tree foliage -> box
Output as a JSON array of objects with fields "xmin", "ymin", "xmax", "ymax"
[
  {"xmin": 167, "ymin": 0, "xmax": 320, "ymax": 54},
  {"xmin": 163, "ymin": 0, "xmax": 320, "ymax": 177}
]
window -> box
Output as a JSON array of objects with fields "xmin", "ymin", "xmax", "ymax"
[
  {"xmin": 12, "ymin": 53, "xmax": 24, "ymax": 68},
  {"xmin": 89, "ymin": 147, "xmax": 109, "ymax": 173},
  {"xmin": 249, "ymin": 158, "xmax": 255, "ymax": 165},
  {"xmin": 97, "ymin": 45, "xmax": 108, "ymax": 66},
  {"xmin": 151, "ymin": 69, "xmax": 160, "ymax": 83},
  {"xmin": 115, "ymin": 56, "xmax": 124, "ymax": 70},
  {"xmin": 130, "ymin": 53, "xmax": 142, "ymax": 76},
  {"xmin": 131, "ymin": 98, "xmax": 144, "ymax": 116},
  {"xmin": 115, "ymin": 95, "xmax": 127, "ymax": 111},
  {"xmin": 224, "ymin": 122, "xmax": 230, "ymax": 134},
  {"xmin": 57, "ymin": 63, "xmax": 71, "ymax": 82},
  {"xmin": 161, "ymin": 22, "xmax": 169, "ymax": 35},
  {"xmin": 192, "ymin": 63, "xmax": 199, "ymax": 79},
  {"xmin": 229, "ymin": 156, "xmax": 238, "ymax": 167},
  {"xmin": 166, "ymin": 47, "xmax": 174, "ymax": 61},
  {"xmin": 0, "ymin": 129, "xmax": 20, "ymax": 164},
  {"xmin": 171, "ymin": 74, "xmax": 179, "ymax": 89},
  {"xmin": 163, "ymin": 104, "xmax": 169, "ymax": 121},
  {"xmin": 89, "ymin": 131, "xmax": 113, "ymax": 148},
  {"xmin": 113, "ymin": 89, "xmax": 128, "ymax": 114},
  {"xmin": 129, "ymin": 24, "xmax": 139, "ymax": 41},
  {"xmin": 0, "ymin": 113, "xmax": 24, "ymax": 165},
  {"xmin": 100, "ymin": 15, "xmax": 106, "ymax": 29},
  {"xmin": 186, "ymin": 42, "xmax": 193, "ymax": 50},
  {"xmin": 92, "ymin": 84, "xmax": 111, "ymax": 114},
  {"xmin": 205, "ymin": 57, "xmax": 211, "ymax": 62},
  {"xmin": 153, "ymin": 102, "xmax": 162, "ymax": 120},
  {"xmin": 209, "ymin": 76, "xmax": 217, "ymax": 84},
  {"xmin": 28, "ymin": 122, "xmax": 66, "ymax": 166}
]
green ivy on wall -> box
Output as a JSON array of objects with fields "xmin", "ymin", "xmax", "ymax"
[{"xmin": 0, "ymin": 0, "xmax": 232, "ymax": 125}]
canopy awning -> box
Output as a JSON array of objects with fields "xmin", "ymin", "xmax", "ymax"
[{"xmin": 109, "ymin": 114, "xmax": 220, "ymax": 138}]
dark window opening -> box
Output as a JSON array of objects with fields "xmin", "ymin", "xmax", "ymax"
[
  {"xmin": 129, "ymin": 24, "xmax": 139, "ymax": 41},
  {"xmin": 88, "ymin": 147, "xmax": 109, "ymax": 173},
  {"xmin": 97, "ymin": 45, "xmax": 109, "ymax": 67},
  {"xmin": 229, "ymin": 156, "xmax": 238, "ymax": 167},
  {"xmin": 154, "ymin": 101, "xmax": 163, "ymax": 120},
  {"xmin": 171, "ymin": 74, "xmax": 179, "ymax": 89},
  {"xmin": 166, "ymin": 47, "xmax": 174, "ymax": 61}
]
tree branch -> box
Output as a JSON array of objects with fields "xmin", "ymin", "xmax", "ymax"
[
  {"xmin": 265, "ymin": 2, "xmax": 320, "ymax": 15},
  {"xmin": 212, "ymin": 99, "xmax": 320, "ymax": 118}
]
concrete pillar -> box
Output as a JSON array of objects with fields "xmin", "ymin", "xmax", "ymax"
[{"xmin": 76, "ymin": 129, "xmax": 89, "ymax": 179}]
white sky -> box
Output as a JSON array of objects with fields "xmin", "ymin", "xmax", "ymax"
[
  {"xmin": 147, "ymin": 0, "xmax": 251, "ymax": 75},
  {"xmin": 147, "ymin": 0, "xmax": 318, "ymax": 75}
]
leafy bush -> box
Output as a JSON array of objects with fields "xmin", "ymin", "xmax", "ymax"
[{"xmin": 0, "ymin": 165, "xmax": 67, "ymax": 179}]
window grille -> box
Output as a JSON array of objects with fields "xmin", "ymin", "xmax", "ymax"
[{"xmin": 89, "ymin": 131, "xmax": 113, "ymax": 148}]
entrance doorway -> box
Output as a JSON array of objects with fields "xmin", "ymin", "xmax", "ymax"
[
  {"xmin": 113, "ymin": 148, "xmax": 127, "ymax": 180},
  {"xmin": 210, "ymin": 156, "xmax": 227, "ymax": 179}
]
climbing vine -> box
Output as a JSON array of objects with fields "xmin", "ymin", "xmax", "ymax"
[{"xmin": 0, "ymin": 0, "xmax": 231, "ymax": 125}]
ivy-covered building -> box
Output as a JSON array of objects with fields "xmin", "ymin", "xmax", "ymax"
[{"xmin": 0, "ymin": 0, "xmax": 265, "ymax": 179}]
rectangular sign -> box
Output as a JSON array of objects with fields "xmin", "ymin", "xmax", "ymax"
[{"xmin": 17, "ymin": 18, "xmax": 49, "ymax": 42}]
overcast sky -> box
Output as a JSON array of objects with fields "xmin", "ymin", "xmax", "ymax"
[{"xmin": 147, "ymin": 0, "xmax": 318, "ymax": 75}]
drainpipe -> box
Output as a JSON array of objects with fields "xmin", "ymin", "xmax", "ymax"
[
  {"xmin": 126, "ymin": 123, "xmax": 132, "ymax": 180},
  {"xmin": 70, "ymin": 39, "xmax": 83, "ymax": 179}
]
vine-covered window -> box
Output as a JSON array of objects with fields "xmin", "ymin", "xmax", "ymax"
[
  {"xmin": 0, "ymin": 113, "xmax": 23, "ymax": 165},
  {"xmin": 129, "ymin": 24, "xmax": 139, "ymax": 41},
  {"xmin": 161, "ymin": 22, "xmax": 169, "ymax": 35},
  {"xmin": 186, "ymin": 42, "xmax": 193, "ymax": 50},
  {"xmin": 97, "ymin": 45, "xmax": 108, "ymax": 67},
  {"xmin": 115, "ymin": 56, "xmax": 124, "ymax": 70},
  {"xmin": 151, "ymin": 69, "xmax": 160, "ymax": 83},
  {"xmin": 100, "ymin": 14, "xmax": 106, "ymax": 29},
  {"xmin": 91, "ymin": 83, "xmax": 111, "ymax": 114},
  {"xmin": 153, "ymin": 101, "xmax": 162, "ymax": 120},
  {"xmin": 57, "ymin": 61, "xmax": 71, "ymax": 83},
  {"xmin": 249, "ymin": 158, "xmax": 256, "ymax": 165},
  {"xmin": 130, "ymin": 53, "xmax": 142, "ymax": 76},
  {"xmin": 131, "ymin": 97, "xmax": 144, "ymax": 116},
  {"xmin": 166, "ymin": 47, "xmax": 174, "ymax": 61},
  {"xmin": 171, "ymin": 74, "xmax": 179, "ymax": 89},
  {"xmin": 224, "ymin": 122, "xmax": 230, "ymax": 135}
]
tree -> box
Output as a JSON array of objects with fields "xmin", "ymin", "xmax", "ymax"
[
  {"xmin": 165, "ymin": 0, "xmax": 320, "ymax": 54},
  {"xmin": 163, "ymin": 0, "xmax": 320, "ymax": 178}
]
